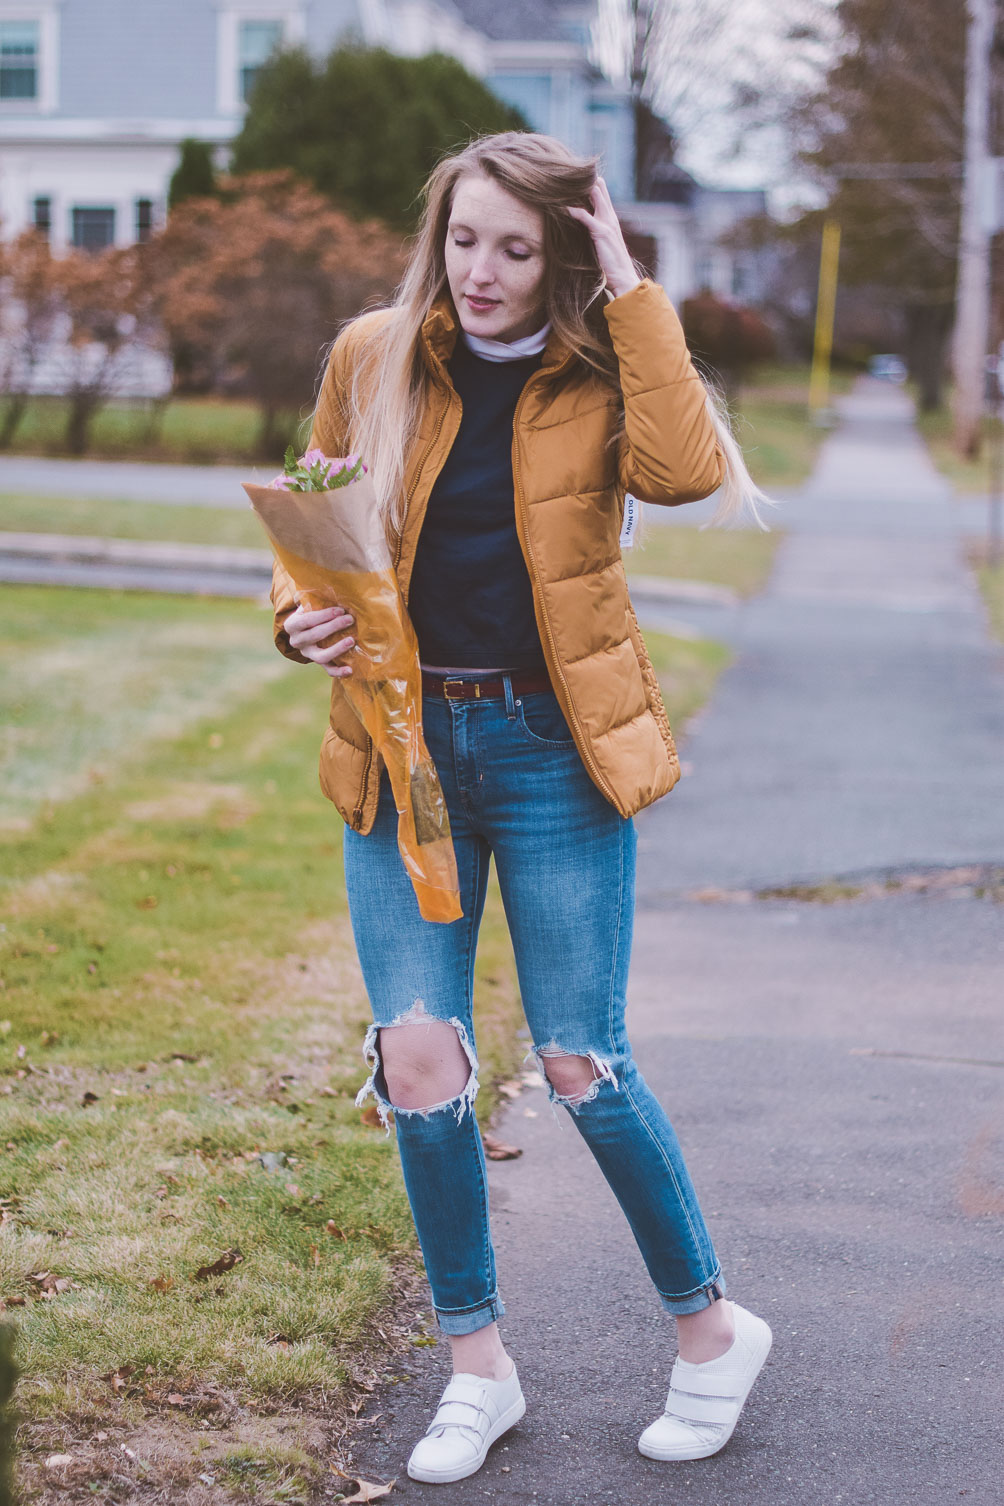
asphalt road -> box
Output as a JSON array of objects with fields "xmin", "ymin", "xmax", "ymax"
[{"xmin": 346, "ymin": 382, "xmax": 1004, "ymax": 1505}]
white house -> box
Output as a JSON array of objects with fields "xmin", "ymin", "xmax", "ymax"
[{"xmin": 0, "ymin": 0, "xmax": 635, "ymax": 250}]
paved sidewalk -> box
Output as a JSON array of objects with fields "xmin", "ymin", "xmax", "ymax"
[
  {"xmin": 351, "ymin": 380, "xmax": 1004, "ymax": 1504},
  {"xmin": 0, "ymin": 454, "xmax": 255, "ymax": 507}
]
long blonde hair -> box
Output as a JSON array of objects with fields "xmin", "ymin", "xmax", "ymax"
[{"xmin": 336, "ymin": 131, "xmax": 770, "ymax": 531}]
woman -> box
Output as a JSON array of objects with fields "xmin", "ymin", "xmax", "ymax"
[{"xmin": 273, "ymin": 132, "xmax": 772, "ymax": 1484}]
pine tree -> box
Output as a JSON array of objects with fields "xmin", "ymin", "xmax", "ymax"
[
  {"xmin": 168, "ymin": 138, "xmax": 218, "ymax": 210},
  {"xmin": 232, "ymin": 46, "xmax": 526, "ymax": 229}
]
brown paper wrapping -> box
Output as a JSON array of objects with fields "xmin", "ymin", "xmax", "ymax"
[{"xmin": 245, "ymin": 474, "xmax": 462, "ymax": 924}]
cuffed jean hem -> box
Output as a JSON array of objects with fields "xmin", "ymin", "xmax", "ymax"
[
  {"xmin": 657, "ymin": 1271, "xmax": 727, "ymax": 1317},
  {"xmin": 434, "ymin": 1293, "xmax": 506, "ymax": 1336}
]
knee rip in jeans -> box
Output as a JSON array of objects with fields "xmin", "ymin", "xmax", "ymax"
[
  {"xmin": 355, "ymin": 999, "xmax": 479, "ymax": 1134},
  {"xmin": 527, "ymin": 1042, "xmax": 619, "ymax": 1111}
]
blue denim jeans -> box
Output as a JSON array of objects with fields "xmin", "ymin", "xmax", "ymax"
[{"xmin": 343, "ymin": 678, "xmax": 725, "ymax": 1335}]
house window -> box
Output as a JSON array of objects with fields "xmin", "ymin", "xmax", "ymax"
[
  {"xmin": 0, "ymin": 19, "xmax": 39, "ymax": 99},
  {"xmin": 71, "ymin": 207, "xmax": 116, "ymax": 252},
  {"xmin": 135, "ymin": 198, "xmax": 154, "ymax": 243},
  {"xmin": 239, "ymin": 19, "xmax": 282, "ymax": 102},
  {"xmin": 32, "ymin": 194, "xmax": 51, "ymax": 235}
]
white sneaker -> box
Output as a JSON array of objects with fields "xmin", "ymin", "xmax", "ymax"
[
  {"xmin": 407, "ymin": 1364, "xmax": 526, "ymax": 1484},
  {"xmin": 638, "ymin": 1302, "xmax": 772, "ymax": 1461}
]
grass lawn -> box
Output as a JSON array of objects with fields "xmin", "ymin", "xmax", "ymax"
[
  {"xmin": 729, "ymin": 364, "xmax": 855, "ymax": 490},
  {"xmin": 2, "ymin": 363, "xmax": 840, "ymax": 488},
  {"xmin": 627, "ymin": 517, "xmax": 781, "ymax": 597},
  {"xmin": 915, "ymin": 405, "xmax": 1003, "ymax": 494},
  {"xmin": 969, "ymin": 550, "xmax": 1004, "ymax": 639},
  {"xmin": 643, "ymin": 629, "xmax": 732, "ymax": 727},
  {"xmin": 0, "ymin": 582, "xmax": 731, "ymax": 1503},
  {"xmin": 0, "ymin": 586, "xmax": 522, "ymax": 1500},
  {"xmin": 0, "ymin": 397, "xmax": 303, "ymax": 468},
  {"xmin": 0, "ymin": 493, "xmax": 265, "ymax": 550}
]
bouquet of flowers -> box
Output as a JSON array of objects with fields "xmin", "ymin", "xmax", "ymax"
[{"xmin": 244, "ymin": 448, "xmax": 461, "ymax": 923}]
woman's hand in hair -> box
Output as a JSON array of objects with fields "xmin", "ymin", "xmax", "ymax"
[
  {"xmin": 285, "ymin": 602, "xmax": 355, "ymax": 678},
  {"xmin": 565, "ymin": 176, "xmax": 642, "ymax": 301}
]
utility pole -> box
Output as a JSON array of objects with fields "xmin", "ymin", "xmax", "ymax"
[
  {"xmin": 952, "ymin": 0, "xmax": 995, "ymax": 459},
  {"xmin": 809, "ymin": 219, "xmax": 841, "ymax": 419}
]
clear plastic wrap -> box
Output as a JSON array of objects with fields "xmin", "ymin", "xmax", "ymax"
[{"xmin": 244, "ymin": 470, "xmax": 462, "ymax": 924}]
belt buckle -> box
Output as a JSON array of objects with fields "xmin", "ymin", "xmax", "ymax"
[{"xmin": 443, "ymin": 678, "xmax": 481, "ymax": 700}]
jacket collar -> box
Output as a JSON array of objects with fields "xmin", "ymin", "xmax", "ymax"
[{"xmin": 420, "ymin": 293, "xmax": 572, "ymax": 375}]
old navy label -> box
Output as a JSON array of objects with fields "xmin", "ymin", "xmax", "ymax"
[{"xmin": 620, "ymin": 491, "xmax": 640, "ymax": 549}]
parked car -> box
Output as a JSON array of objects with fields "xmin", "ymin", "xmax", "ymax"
[{"xmin": 869, "ymin": 354, "xmax": 908, "ymax": 383}]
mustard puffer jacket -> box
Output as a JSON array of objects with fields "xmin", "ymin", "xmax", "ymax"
[{"xmin": 271, "ymin": 277, "xmax": 725, "ymax": 830}]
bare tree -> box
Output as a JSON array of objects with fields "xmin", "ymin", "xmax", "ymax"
[
  {"xmin": 593, "ymin": 0, "xmax": 838, "ymax": 185},
  {"xmin": 0, "ymin": 230, "xmax": 61, "ymax": 447}
]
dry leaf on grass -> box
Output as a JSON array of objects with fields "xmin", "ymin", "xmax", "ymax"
[
  {"xmin": 166, "ymin": 1393, "xmax": 186, "ymax": 1406},
  {"xmin": 100, "ymin": 1364, "xmax": 135, "ymax": 1392},
  {"xmin": 359, "ymin": 1104, "xmax": 383, "ymax": 1128},
  {"xmin": 27, "ymin": 1270, "xmax": 75, "ymax": 1297},
  {"xmin": 482, "ymin": 1134, "xmax": 522, "ymax": 1161},
  {"xmin": 326, "ymin": 1220, "xmax": 347, "ymax": 1239},
  {"xmin": 148, "ymin": 1275, "xmax": 174, "ymax": 1292},
  {"xmin": 44, "ymin": 1454, "xmax": 74, "ymax": 1469},
  {"xmin": 496, "ymin": 1079, "xmax": 523, "ymax": 1099},
  {"xmin": 331, "ymin": 1468, "xmax": 396, "ymax": 1503},
  {"xmin": 193, "ymin": 1246, "xmax": 243, "ymax": 1281},
  {"xmin": 81, "ymin": 1091, "xmax": 99, "ymax": 1106}
]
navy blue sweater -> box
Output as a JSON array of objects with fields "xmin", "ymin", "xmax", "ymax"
[{"xmin": 408, "ymin": 337, "xmax": 547, "ymax": 671}]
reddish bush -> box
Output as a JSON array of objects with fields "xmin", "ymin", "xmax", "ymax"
[{"xmin": 682, "ymin": 291, "xmax": 776, "ymax": 394}]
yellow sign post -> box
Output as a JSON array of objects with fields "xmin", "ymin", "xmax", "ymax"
[{"xmin": 809, "ymin": 219, "xmax": 841, "ymax": 417}]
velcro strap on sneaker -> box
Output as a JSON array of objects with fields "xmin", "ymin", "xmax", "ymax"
[
  {"xmin": 670, "ymin": 1361, "xmax": 744, "ymax": 1398},
  {"xmin": 663, "ymin": 1390, "xmax": 737, "ymax": 1426},
  {"xmin": 432, "ymin": 1396, "xmax": 487, "ymax": 1430}
]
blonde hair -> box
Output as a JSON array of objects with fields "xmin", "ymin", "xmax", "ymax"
[{"xmin": 334, "ymin": 130, "xmax": 770, "ymax": 532}]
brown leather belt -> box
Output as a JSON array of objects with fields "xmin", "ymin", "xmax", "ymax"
[{"xmin": 421, "ymin": 669, "xmax": 553, "ymax": 702}]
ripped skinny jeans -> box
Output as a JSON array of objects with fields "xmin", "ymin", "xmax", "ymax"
[{"xmin": 343, "ymin": 680, "xmax": 725, "ymax": 1336}]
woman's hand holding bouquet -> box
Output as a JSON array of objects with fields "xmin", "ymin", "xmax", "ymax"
[{"xmin": 245, "ymin": 448, "xmax": 462, "ymax": 923}]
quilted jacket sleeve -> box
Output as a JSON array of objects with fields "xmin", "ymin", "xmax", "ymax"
[
  {"xmin": 604, "ymin": 278, "xmax": 725, "ymax": 507},
  {"xmin": 270, "ymin": 332, "xmax": 353, "ymax": 662}
]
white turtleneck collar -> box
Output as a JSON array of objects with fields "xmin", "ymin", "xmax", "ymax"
[{"xmin": 461, "ymin": 322, "xmax": 552, "ymax": 363}]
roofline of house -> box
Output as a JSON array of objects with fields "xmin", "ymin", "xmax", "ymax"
[{"xmin": 0, "ymin": 117, "xmax": 240, "ymax": 145}]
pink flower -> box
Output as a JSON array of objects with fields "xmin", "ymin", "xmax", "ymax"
[
  {"xmin": 269, "ymin": 474, "xmax": 296, "ymax": 490},
  {"xmin": 301, "ymin": 448, "xmax": 331, "ymax": 468}
]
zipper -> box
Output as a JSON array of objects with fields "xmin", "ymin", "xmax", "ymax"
[
  {"xmin": 352, "ymin": 368, "xmax": 454, "ymax": 828},
  {"xmin": 511, "ymin": 372, "xmax": 620, "ymax": 808}
]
